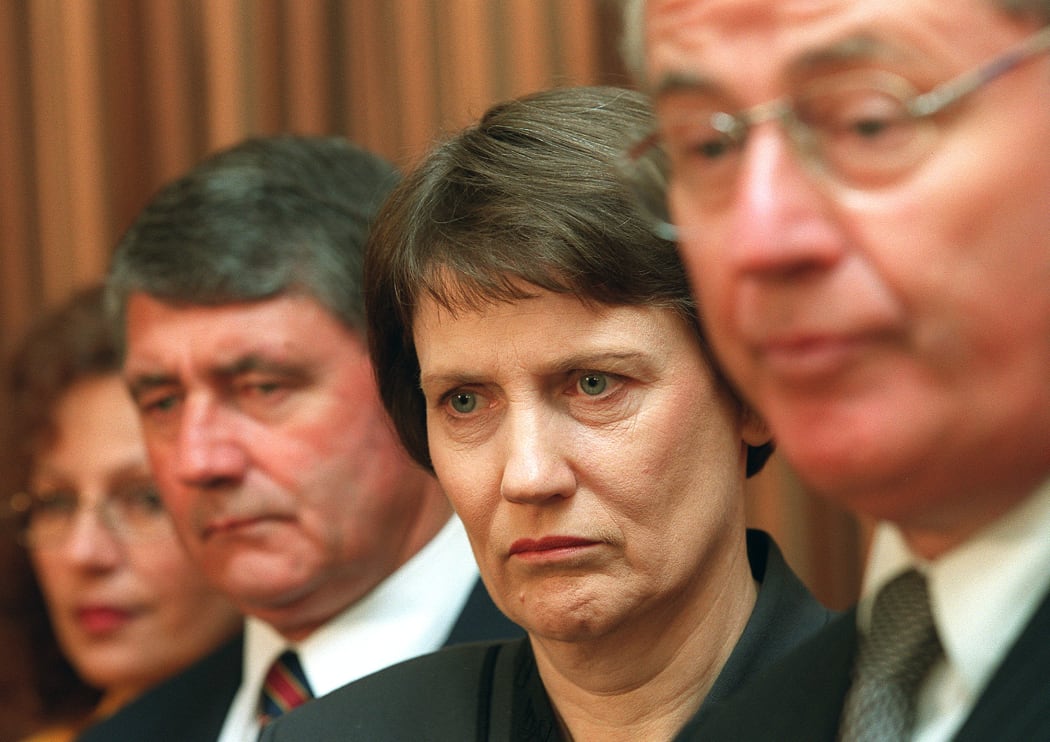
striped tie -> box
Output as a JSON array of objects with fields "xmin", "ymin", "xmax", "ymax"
[{"xmin": 259, "ymin": 649, "xmax": 314, "ymax": 723}]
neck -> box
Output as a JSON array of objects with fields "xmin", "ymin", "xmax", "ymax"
[
  {"xmin": 898, "ymin": 474, "xmax": 1050, "ymax": 560},
  {"xmin": 530, "ymin": 542, "xmax": 757, "ymax": 741},
  {"xmin": 263, "ymin": 483, "xmax": 453, "ymax": 642}
]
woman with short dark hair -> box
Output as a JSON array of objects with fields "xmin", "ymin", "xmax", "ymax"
[{"xmin": 262, "ymin": 86, "xmax": 833, "ymax": 741}]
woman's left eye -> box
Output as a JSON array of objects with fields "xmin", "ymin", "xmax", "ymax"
[
  {"xmin": 448, "ymin": 391, "xmax": 478, "ymax": 414},
  {"xmin": 578, "ymin": 373, "xmax": 609, "ymax": 396}
]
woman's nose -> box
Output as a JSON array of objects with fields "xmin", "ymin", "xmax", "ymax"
[
  {"xmin": 498, "ymin": 407, "xmax": 576, "ymax": 505},
  {"xmin": 61, "ymin": 504, "xmax": 124, "ymax": 570}
]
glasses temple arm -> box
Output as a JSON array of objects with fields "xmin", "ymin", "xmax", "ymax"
[{"xmin": 910, "ymin": 25, "xmax": 1050, "ymax": 117}]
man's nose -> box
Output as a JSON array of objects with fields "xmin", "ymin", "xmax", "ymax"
[
  {"xmin": 173, "ymin": 397, "xmax": 249, "ymax": 488},
  {"xmin": 724, "ymin": 123, "xmax": 847, "ymax": 277}
]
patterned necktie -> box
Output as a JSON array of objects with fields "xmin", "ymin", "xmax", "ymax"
[
  {"xmin": 838, "ymin": 569, "xmax": 944, "ymax": 741},
  {"xmin": 259, "ymin": 649, "xmax": 315, "ymax": 723}
]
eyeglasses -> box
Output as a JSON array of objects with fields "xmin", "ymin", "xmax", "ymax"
[
  {"xmin": 5, "ymin": 479, "xmax": 172, "ymax": 548},
  {"xmin": 621, "ymin": 25, "xmax": 1050, "ymax": 241}
]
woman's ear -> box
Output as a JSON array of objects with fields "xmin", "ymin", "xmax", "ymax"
[{"xmin": 740, "ymin": 404, "xmax": 772, "ymax": 448}]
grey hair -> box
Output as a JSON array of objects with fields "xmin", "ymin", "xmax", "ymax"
[{"xmin": 105, "ymin": 135, "xmax": 399, "ymax": 353}]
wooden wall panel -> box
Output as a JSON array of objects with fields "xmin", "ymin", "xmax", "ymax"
[
  {"xmin": 142, "ymin": 0, "xmax": 201, "ymax": 186},
  {"xmin": 0, "ymin": 0, "xmax": 38, "ymax": 347}
]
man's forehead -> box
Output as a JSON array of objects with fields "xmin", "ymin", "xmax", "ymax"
[
  {"xmin": 644, "ymin": 1, "xmax": 983, "ymax": 98},
  {"xmin": 123, "ymin": 341, "xmax": 303, "ymax": 382},
  {"xmin": 124, "ymin": 297, "xmax": 338, "ymax": 372},
  {"xmin": 649, "ymin": 33, "xmax": 906, "ymax": 98}
]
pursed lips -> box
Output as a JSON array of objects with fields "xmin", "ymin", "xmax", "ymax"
[
  {"xmin": 747, "ymin": 322, "xmax": 901, "ymax": 387},
  {"xmin": 732, "ymin": 278, "xmax": 902, "ymax": 383},
  {"xmin": 200, "ymin": 512, "xmax": 289, "ymax": 539},
  {"xmin": 508, "ymin": 536, "xmax": 600, "ymax": 557},
  {"xmin": 75, "ymin": 603, "xmax": 138, "ymax": 634}
]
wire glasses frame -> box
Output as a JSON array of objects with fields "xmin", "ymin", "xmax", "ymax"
[
  {"xmin": 621, "ymin": 24, "xmax": 1050, "ymax": 241},
  {"xmin": 4, "ymin": 481, "xmax": 172, "ymax": 548}
]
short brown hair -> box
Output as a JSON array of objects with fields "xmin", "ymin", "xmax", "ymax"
[{"xmin": 364, "ymin": 85, "xmax": 773, "ymax": 477}]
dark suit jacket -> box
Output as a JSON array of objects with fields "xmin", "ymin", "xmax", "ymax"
[
  {"xmin": 75, "ymin": 578, "xmax": 521, "ymax": 742},
  {"xmin": 678, "ymin": 584, "xmax": 1050, "ymax": 741},
  {"xmin": 260, "ymin": 530, "xmax": 836, "ymax": 741}
]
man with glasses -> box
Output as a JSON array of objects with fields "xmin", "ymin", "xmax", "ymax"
[{"xmin": 623, "ymin": 1, "xmax": 1050, "ymax": 739}]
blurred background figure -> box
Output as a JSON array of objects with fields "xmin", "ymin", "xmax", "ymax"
[{"xmin": 3, "ymin": 285, "xmax": 242, "ymax": 742}]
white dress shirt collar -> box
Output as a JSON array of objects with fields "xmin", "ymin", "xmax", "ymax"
[
  {"xmin": 217, "ymin": 514, "xmax": 480, "ymax": 742},
  {"xmin": 860, "ymin": 478, "xmax": 1050, "ymax": 741}
]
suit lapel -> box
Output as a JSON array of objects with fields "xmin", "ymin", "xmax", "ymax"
[
  {"xmin": 954, "ymin": 587, "xmax": 1050, "ymax": 741},
  {"xmin": 678, "ymin": 610, "xmax": 857, "ymax": 740},
  {"xmin": 443, "ymin": 579, "xmax": 523, "ymax": 647},
  {"xmin": 771, "ymin": 609, "xmax": 856, "ymax": 738}
]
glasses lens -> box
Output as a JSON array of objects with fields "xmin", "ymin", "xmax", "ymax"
[
  {"xmin": 108, "ymin": 480, "xmax": 170, "ymax": 538},
  {"xmin": 12, "ymin": 480, "xmax": 170, "ymax": 547},
  {"xmin": 17, "ymin": 489, "xmax": 77, "ymax": 546},
  {"xmin": 796, "ymin": 72, "xmax": 935, "ymax": 187}
]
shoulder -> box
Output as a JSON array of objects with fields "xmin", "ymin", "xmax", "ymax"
[
  {"xmin": 262, "ymin": 638, "xmax": 525, "ymax": 741},
  {"xmin": 444, "ymin": 578, "xmax": 525, "ymax": 646},
  {"xmin": 682, "ymin": 609, "xmax": 857, "ymax": 741},
  {"xmin": 955, "ymin": 585, "xmax": 1050, "ymax": 741},
  {"xmin": 75, "ymin": 634, "xmax": 243, "ymax": 742},
  {"xmin": 21, "ymin": 723, "xmax": 81, "ymax": 742},
  {"xmin": 697, "ymin": 531, "xmax": 840, "ymax": 709},
  {"xmin": 746, "ymin": 529, "xmax": 838, "ymax": 643}
]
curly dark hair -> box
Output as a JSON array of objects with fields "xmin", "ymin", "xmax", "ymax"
[{"xmin": 3, "ymin": 285, "xmax": 115, "ymax": 723}]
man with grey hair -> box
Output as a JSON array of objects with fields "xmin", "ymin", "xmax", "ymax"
[
  {"xmin": 77, "ymin": 135, "xmax": 520, "ymax": 742},
  {"xmin": 624, "ymin": 1, "xmax": 1050, "ymax": 739}
]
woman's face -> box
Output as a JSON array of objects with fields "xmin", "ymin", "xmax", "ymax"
[
  {"xmin": 415, "ymin": 287, "xmax": 767, "ymax": 642},
  {"xmin": 28, "ymin": 375, "xmax": 240, "ymax": 698}
]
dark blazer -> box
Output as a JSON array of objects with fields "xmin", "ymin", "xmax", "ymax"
[
  {"xmin": 678, "ymin": 584, "xmax": 1050, "ymax": 741},
  {"xmin": 75, "ymin": 579, "xmax": 522, "ymax": 742},
  {"xmin": 260, "ymin": 530, "xmax": 836, "ymax": 741}
]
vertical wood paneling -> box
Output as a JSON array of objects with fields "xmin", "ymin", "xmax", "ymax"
[
  {"xmin": 27, "ymin": 0, "xmax": 75, "ymax": 304},
  {"xmin": 247, "ymin": 0, "xmax": 284, "ymax": 134},
  {"xmin": 0, "ymin": 0, "xmax": 37, "ymax": 352},
  {"xmin": 389, "ymin": 0, "xmax": 440, "ymax": 163},
  {"xmin": 200, "ymin": 0, "xmax": 247, "ymax": 150},
  {"xmin": 502, "ymin": 0, "xmax": 553, "ymax": 96},
  {"xmin": 61, "ymin": 0, "xmax": 109, "ymax": 285},
  {"xmin": 283, "ymin": 0, "xmax": 331, "ymax": 134},
  {"xmin": 142, "ymin": 0, "xmax": 200, "ymax": 186},
  {"xmin": 556, "ymin": 0, "xmax": 602, "ymax": 84},
  {"xmin": 341, "ymin": 2, "xmax": 392, "ymax": 160},
  {"xmin": 436, "ymin": 0, "xmax": 494, "ymax": 133}
]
